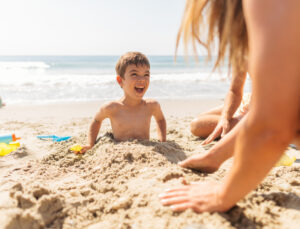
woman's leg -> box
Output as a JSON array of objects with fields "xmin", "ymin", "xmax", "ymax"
[
  {"xmin": 191, "ymin": 106, "xmax": 240, "ymax": 139},
  {"xmin": 190, "ymin": 106, "xmax": 222, "ymax": 138}
]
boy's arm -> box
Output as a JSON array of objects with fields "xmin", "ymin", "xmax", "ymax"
[
  {"xmin": 152, "ymin": 101, "xmax": 167, "ymax": 142},
  {"xmin": 79, "ymin": 106, "xmax": 108, "ymax": 154},
  {"xmin": 87, "ymin": 119, "xmax": 102, "ymax": 147}
]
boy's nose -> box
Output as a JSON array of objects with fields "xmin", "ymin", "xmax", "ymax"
[{"xmin": 136, "ymin": 76, "xmax": 145, "ymax": 81}]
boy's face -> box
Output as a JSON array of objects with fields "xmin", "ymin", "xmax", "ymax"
[{"xmin": 117, "ymin": 64, "xmax": 150, "ymax": 99}]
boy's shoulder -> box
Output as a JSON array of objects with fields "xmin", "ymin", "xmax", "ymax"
[
  {"xmin": 144, "ymin": 98, "xmax": 160, "ymax": 105},
  {"xmin": 143, "ymin": 99, "xmax": 162, "ymax": 109},
  {"xmin": 100, "ymin": 100, "xmax": 123, "ymax": 111},
  {"xmin": 95, "ymin": 101, "xmax": 122, "ymax": 120}
]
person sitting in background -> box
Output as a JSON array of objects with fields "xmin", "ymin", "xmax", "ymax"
[
  {"xmin": 79, "ymin": 52, "xmax": 166, "ymax": 154},
  {"xmin": 190, "ymin": 70, "xmax": 251, "ymax": 145}
]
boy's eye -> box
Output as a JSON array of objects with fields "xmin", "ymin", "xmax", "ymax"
[{"xmin": 130, "ymin": 73, "xmax": 149, "ymax": 78}]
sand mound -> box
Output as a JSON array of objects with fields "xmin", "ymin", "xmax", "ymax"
[{"xmin": 0, "ymin": 117, "xmax": 300, "ymax": 229}]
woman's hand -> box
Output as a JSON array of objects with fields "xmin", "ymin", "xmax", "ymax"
[
  {"xmin": 202, "ymin": 118, "xmax": 231, "ymax": 145},
  {"xmin": 159, "ymin": 180, "xmax": 232, "ymax": 213},
  {"xmin": 178, "ymin": 151, "xmax": 221, "ymax": 173}
]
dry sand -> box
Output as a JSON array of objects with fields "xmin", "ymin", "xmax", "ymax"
[{"xmin": 0, "ymin": 99, "xmax": 300, "ymax": 229}]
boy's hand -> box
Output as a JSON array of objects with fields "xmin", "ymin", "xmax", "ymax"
[{"xmin": 76, "ymin": 145, "xmax": 92, "ymax": 154}]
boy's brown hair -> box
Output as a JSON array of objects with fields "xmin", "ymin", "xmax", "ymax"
[{"xmin": 115, "ymin": 52, "xmax": 150, "ymax": 78}]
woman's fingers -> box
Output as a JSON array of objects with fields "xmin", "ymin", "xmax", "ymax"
[
  {"xmin": 159, "ymin": 190, "xmax": 187, "ymax": 200},
  {"xmin": 170, "ymin": 202, "xmax": 194, "ymax": 212},
  {"xmin": 202, "ymin": 127, "xmax": 222, "ymax": 145},
  {"xmin": 160, "ymin": 196, "xmax": 189, "ymax": 206},
  {"xmin": 161, "ymin": 186, "xmax": 189, "ymax": 194}
]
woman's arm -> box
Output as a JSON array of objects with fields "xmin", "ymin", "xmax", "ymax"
[
  {"xmin": 202, "ymin": 71, "xmax": 247, "ymax": 144},
  {"xmin": 160, "ymin": 0, "xmax": 300, "ymax": 212},
  {"xmin": 220, "ymin": 0, "xmax": 300, "ymax": 206}
]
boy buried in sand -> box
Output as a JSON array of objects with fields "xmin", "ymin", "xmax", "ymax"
[{"xmin": 78, "ymin": 52, "xmax": 167, "ymax": 154}]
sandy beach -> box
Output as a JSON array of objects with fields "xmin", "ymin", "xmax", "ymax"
[{"xmin": 0, "ymin": 99, "xmax": 299, "ymax": 229}]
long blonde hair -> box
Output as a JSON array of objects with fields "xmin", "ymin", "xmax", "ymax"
[{"xmin": 177, "ymin": 0, "xmax": 248, "ymax": 74}]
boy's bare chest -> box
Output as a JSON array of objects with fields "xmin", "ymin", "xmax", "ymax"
[{"xmin": 110, "ymin": 108, "xmax": 152, "ymax": 132}]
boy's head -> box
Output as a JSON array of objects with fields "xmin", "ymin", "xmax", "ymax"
[
  {"xmin": 115, "ymin": 52, "xmax": 151, "ymax": 99},
  {"xmin": 115, "ymin": 52, "xmax": 150, "ymax": 78}
]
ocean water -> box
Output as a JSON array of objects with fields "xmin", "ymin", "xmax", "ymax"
[{"xmin": 0, "ymin": 56, "xmax": 251, "ymax": 104}]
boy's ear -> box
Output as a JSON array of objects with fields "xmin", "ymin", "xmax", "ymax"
[{"xmin": 116, "ymin": 75, "xmax": 123, "ymax": 87}]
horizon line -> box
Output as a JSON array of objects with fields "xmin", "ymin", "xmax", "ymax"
[{"xmin": 0, "ymin": 54, "xmax": 212, "ymax": 57}]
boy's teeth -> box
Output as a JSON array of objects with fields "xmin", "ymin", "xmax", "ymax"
[{"xmin": 135, "ymin": 87, "xmax": 144, "ymax": 93}]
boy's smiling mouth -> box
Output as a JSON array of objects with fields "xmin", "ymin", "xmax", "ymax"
[{"xmin": 134, "ymin": 86, "xmax": 145, "ymax": 93}]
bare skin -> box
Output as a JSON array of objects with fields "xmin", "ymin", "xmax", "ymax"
[
  {"xmin": 160, "ymin": 0, "xmax": 300, "ymax": 212},
  {"xmin": 79, "ymin": 64, "xmax": 166, "ymax": 154},
  {"xmin": 190, "ymin": 71, "xmax": 247, "ymax": 144},
  {"xmin": 180, "ymin": 115, "xmax": 248, "ymax": 173}
]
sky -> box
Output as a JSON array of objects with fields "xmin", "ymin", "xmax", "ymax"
[{"xmin": 0, "ymin": 0, "xmax": 199, "ymax": 56}]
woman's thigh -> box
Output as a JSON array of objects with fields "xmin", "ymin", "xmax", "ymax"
[{"xmin": 198, "ymin": 105, "xmax": 223, "ymax": 116}]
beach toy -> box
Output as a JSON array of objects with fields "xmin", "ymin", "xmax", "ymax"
[
  {"xmin": 69, "ymin": 144, "xmax": 83, "ymax": 153},
  {"xmin": 275, "ymin": 153, "xmax": 296, "ymax": 167},
  {"xmin": 0, "ymin": 134, "xmax": 21, "ymax": 144},
  {"xmin": 0, "ymin": 142, "xmax": 20, "ymax": 156},
  {"xmin": 37, "ymin": 135, "xmax": 71, "ymax": 142}
]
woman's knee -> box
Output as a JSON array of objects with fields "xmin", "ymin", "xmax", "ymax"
[
  {"xmin": 190, "ymin": 117, "xmax": 210, "ymax": 137},
  {"xmin": 190, "ymin": 115, "xmax": 220, "ymax": 137},
  {"xmin": 190, "ymin": 118, "xmax": 200, "ymax": 136}
]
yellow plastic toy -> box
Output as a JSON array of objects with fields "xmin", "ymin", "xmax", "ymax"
[
  {"xmin": 0, "ymin": 142, "xmax": 20, "ymax": 156},
  {"xmin": 275, "ymin": 153, "xmax": 296, "ymax": 167},
  {"xmin": 69, "ymin": 144, "xmax": 83, "ymax": 153}
]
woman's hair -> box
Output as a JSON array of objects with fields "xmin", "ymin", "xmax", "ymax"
[{"xmin": 177, "ymin": 0, "xmax": 248, "ymax": 74}]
